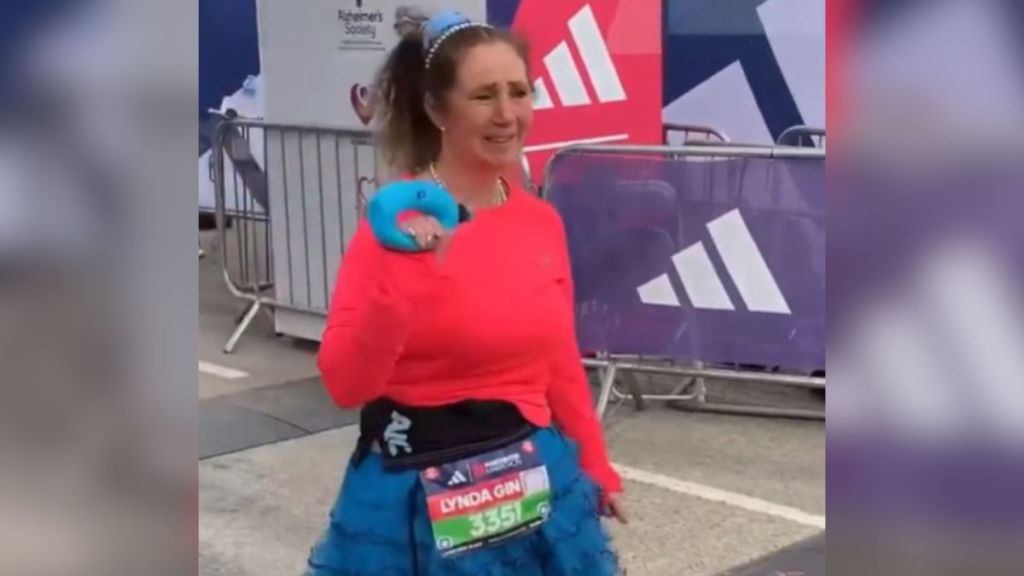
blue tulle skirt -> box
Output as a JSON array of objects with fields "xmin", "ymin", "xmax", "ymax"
[{"xmin": 306, "ymin": 427, "xmax": 621, "ymax": 575}]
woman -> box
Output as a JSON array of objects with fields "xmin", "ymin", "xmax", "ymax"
[{"xmin": 307, "ymin": 11, "xmax": 626, "ymax": 576}]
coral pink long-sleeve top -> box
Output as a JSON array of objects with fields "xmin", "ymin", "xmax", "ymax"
[{"xmin": 316, "ymin": 183, "xmax": 622, "ymax": 496}]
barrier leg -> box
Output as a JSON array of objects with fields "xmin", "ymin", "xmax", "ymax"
[
  {"xmin": 224, "ymin": 300, "xmax": 261, "ymax": 354},
  {"xmin": 695, "ymin": 362, "xmax": 708, "ymax": 403},
  {"xmin": 595, "ymin": 362, "xmax": 619, "ymax": 422},
  {"xmin": 668, "ymin": 374, "xmax": 699, "ymax": 398},
  {"xmin": 620, "ymin": 370, "xmax": 647, "ymax": 412}
]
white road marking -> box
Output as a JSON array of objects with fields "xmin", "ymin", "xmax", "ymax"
[
  {"xmin": 198, "ymin": 361, "xmax": 249, "ymax": 380},
  {"xmin": 613, "ymin": 463, "xmax": 826, "ymax": 529}
]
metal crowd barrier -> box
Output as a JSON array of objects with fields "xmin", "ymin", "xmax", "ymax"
[
  {"xmin": 211, "ymin": 117, "xmax": 381, "ymax": 352},
  {"xmin": 542, "ymin": 144, "xmax": 826, "ymax": 420},
  {"xmin": 777, "ymin": 125, "xmax": 826, "ymax": 149},
  {"xmin": 662, "ymin": 122, "xmax": 731, "ymax": 145}
]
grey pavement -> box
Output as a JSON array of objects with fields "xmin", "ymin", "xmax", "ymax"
[
  {"xmin": 604, "ymin": 406, "xmax": 825, "ymax": 516},
  {"xmin": 198, "ymin": 229, "xmax": 825, "ymax": 576},
  {"xmin": 200, "ymin": 377, "xmax": 360, "ymax": 459},
  {"xmin": 199, "ymin": 226, "xmax": 320, "ymax": 400},
  {"xmin": 721, "ymin": 533, "xmax": 825, "ymax": 576}
]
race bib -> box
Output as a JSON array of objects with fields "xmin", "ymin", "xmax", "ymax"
[{"xmin": 419, "ymin": 439, "xmax": 551, "ymax": 557}]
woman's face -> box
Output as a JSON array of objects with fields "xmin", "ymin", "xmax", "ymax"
[{"xmin": 436, "ymin": 41, "xmax": 533, "ymax": 170}]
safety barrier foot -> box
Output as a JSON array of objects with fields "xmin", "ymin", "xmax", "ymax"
[{"xmin": 224, "ymin": 300, "xmax": 262, "ymax": 354}]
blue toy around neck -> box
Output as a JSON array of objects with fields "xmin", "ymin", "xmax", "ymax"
[{"xmin": 366, "ymin": 180, "xmax": 461, "ymax": 252}]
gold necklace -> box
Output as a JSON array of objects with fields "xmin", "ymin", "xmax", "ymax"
[{"xmin": 429, "ymin": 163, "xmax": 507, "ymax": 208}]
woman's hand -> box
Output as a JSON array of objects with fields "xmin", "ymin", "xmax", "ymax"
[
  {"xmin": 603, "ymin": 494, "xmax": 628, "ymax": 524},
  {"xmin": 401, "ymin": 215, "xmax": 452, "ymax": 256}
]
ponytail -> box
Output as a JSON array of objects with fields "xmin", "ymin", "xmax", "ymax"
[{"xmin": 372, "ymin": 29, "xmax": 440, "ymax": 174}]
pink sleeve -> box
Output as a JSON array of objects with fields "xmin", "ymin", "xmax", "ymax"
[
  {"xmin": 317, "ymin": 222, "xmax": 415, "ymax": 408},
  {"xmin": 544, "ymin": 210, "xmax": 624, "ymax": 496}
]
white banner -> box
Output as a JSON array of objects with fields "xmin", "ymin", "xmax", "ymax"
[
  {"xmin": 200, "ymin": 0, "xmax": 486, "ymax": 214},
  {"xmin": 256, "ymin": 0, "xmax": 486, "ymax": 129}
]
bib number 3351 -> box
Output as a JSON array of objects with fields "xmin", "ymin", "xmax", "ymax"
[
  {"xmin": 469, "ymin": 502, "xmax": 523, "ymax": 537},
  {"xmin": 419, "ymin": 440, "xmax": 552, "ymax": 557}
]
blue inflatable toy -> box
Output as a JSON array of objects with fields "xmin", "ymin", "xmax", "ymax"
[{"xmin": 366, "ymin": 180, "xmax": 461, "ymax": 252}]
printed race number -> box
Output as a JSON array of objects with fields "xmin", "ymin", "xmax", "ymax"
[{"xmin": 469, "ymin": 503, "xmax": 523, "ymax": 538}]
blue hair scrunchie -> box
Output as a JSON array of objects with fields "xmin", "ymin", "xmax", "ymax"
[
  {"xmin": 421, "ymin": 10, "xmax": 474, "ymax": 50},
  {"xmin": 421, "ymin": 10, "xmax": 491, "ymax": 69},
  {"xmin": 366, "ymin": 180, "xmax": 461, "ymax": 252}
]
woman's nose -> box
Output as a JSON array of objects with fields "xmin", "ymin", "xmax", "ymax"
[{"xmin": 493, "ymin": 96, "xmax": 515, "ymax": 124}]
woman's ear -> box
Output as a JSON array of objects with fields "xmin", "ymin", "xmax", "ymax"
[{"xmin": 424, "ymin": 94, "xmax": 445, "ymax": 132}]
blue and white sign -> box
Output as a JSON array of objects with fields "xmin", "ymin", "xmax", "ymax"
[{"xmin": 662, "ymin": 0, "xmax": 825, "ymax": 145}]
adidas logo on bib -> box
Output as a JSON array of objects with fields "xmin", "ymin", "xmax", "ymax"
[{"xmin": 446, "ymin": 469, "xmax": 469, "ymax": 487}]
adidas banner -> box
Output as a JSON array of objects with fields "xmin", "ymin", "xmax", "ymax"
[
  {"xmin": 546, "ymin": 149, "xmax": 825, "ymax": 371},
  {"xmin": 489, "ymin": 0, "xmax": 663, "ymax": 184}
]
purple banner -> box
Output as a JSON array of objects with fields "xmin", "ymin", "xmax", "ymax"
[{"xmin": 546, "ymin": 149, "xmax": 825, "ymax": 371}]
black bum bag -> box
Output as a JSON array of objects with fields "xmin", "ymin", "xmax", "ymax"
[{"xmin": 353, "ymin": 397, "xmax": 537, "ymax": 472}]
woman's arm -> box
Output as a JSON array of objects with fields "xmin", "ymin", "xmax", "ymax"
[
  {"xmin": 317, "ymin": 222, "xmax": 415, "ymax": 408},
  {"xmin": 544, "ymin": 210, "xmax": 624, "ymax": 497}
]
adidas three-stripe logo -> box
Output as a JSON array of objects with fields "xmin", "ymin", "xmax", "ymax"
[
  {"xmin": 532, "ymin": 5, "xmax": 626, "ymax": 110},
  {"xmin": 637, "ymin": 210, "xmax": 792, "ymax": 315},
  {"xmin": 447, "ymin": 470, "xmax": 468, "ymax": 487}
]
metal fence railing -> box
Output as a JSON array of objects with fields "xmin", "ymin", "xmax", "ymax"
[
  {"xmin": 777, "ymin": 125, "xmax": 826, "ymax": 149},
  {"xmin": 210, "ymin": 117, "xmax": 382, "ymax": 352},
  {"xmin": 542, "ymin": 143, "xmax": 826, "ymax": 420},
  {"xmin": 207, "ymin": 117, "xmax": 825, "ymax": 421},
  {"xmin": 662, "ymin": 122, "xmax": 731, "ymax": 146}
]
